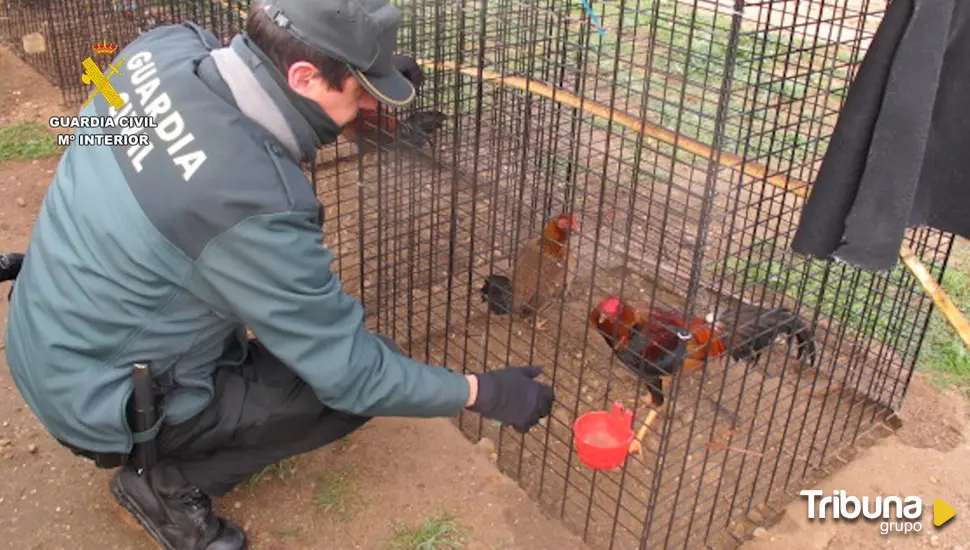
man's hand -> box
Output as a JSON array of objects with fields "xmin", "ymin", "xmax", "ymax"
[
  {"xmin": 392, "ymin": 54, "xmax": 425, "ymax": 92},
  {"xmin": 465, "ymin": 374, "xmax": 478, "ymax": 407},
  {"xmin": 467, "ymin": 366, "xmax": 554, "ymax": 434}
]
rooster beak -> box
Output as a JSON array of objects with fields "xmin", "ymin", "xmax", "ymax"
[{"xmin": 598, "ymin": 313, "xmax": 607, "ymax": 324}]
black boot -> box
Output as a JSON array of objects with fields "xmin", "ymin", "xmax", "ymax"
[{"xmin": 110, "ymin": 462, "xmax": 247, "ymax": 550}]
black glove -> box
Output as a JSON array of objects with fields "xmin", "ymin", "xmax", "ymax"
[
  {"xmin": 469, "ymin": 366, "xmax": 554, "ymax": 433},
  {"xmin": 392, "ymin": 54, "xmax": 425, "ymax": 92},
  {"xmin": 1, "ymin": 252, "xmax": 24, "ymax": 302}
]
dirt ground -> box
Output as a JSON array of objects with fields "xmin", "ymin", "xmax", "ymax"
[
  {"xmin": 2, "ymin": 36, "xmax": 970, "ymax": 550},
  {"xmin": 740, "ymin": 377, "xmax": 970, "ymax": 550}
]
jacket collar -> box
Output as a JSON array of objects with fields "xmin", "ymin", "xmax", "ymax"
[{"xmin": 205, "ymin": 34, "xmax": 343, "ymax": 163}]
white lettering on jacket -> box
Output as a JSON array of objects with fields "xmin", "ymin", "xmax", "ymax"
[{"xmin": 106, "ymin": 51, "xmax": 208, "ymax": 181}]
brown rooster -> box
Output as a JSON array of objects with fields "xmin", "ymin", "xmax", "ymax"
[
  {"xmin": 589, "ymin": 296, "xmax": 817, "ymax": 427},
  {"xmin": 480, "ymin": 214, "xmax": 580, "ymax": 331}
]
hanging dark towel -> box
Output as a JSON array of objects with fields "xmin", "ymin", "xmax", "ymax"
[{"xmin": 790, "ymin": 0, "xmax": 970, "ymax": 272}]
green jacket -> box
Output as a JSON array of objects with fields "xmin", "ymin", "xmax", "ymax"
[{"xmin": 4, "ymin": 22, "xmax": 469, "ymax": 454}]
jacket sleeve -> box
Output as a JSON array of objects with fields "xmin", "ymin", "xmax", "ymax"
[{"xmin": 187, "ymin": 209, "xmax": 471, "ymax": 418}]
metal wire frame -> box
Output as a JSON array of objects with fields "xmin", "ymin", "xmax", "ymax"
[
  {"xmin": 0, "ymin": 0, "xmax": 955, "ymax": 549},
  {"xmin": 320, "ymin": 0, "xmax": 949, "ymax": 549},
  {"xmin": 0, "ymin": 0, "xmax": 250, "ymax": 106}
]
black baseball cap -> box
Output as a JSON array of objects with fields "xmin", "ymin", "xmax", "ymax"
[{"xmin": 257, "ymin": 0, "xmax": 415, "ymax": 107}]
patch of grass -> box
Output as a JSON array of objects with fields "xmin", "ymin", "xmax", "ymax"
[
  {"xmin": 916, "ymin": 241, "xmax": 970, "ymax": 393},
  {"xmin": 313, "ymin": 465, "xmax": 363, "ymax": 520},
  {"xmin": 410, "ymin": 0, "xmax": 863, "ymax": 177},
  {"xmin": 244, "ymin": 457, "xmax": 297, "ymax": 488},
  {"xmin": 0, "ymin": 121, "xmax": 64, "ymax": 162},
  {"xmin": 273, "ymin": 527, "xmax": 303, "ymax": 538},
  {"xmin": 573, "ymin": 0, "xmax": 847, "ymax": 163},
  {"xmin": 385, "ymin": 513, "xmax": 470, "ymax": 550},
  {"xmin": 717, "ymin": 237, "xmax": 970, "ymax": 397},
  {"xmin": 714, "ymin": 239, "xmax": 919, "ymax": 344}
]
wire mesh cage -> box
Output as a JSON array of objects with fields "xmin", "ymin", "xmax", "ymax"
[
  {"xmin": 0, "ymin": 0, "xmax": 249, "ymax": 106},
  {"xmin": 0, "ymin": 0, "xmax": 958, "ymax": 548},
  {"xmin": 317, "ymin": 0, "xmax": 953, "ymax": 548}
]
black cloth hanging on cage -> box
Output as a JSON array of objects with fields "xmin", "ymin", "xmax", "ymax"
[{"xmin": 790, "ymin": 0, "xmax": 970, "ymax": 272}]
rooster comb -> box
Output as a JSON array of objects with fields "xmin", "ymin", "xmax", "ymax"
[
  {"xmin": 597, "ymin": 296, "xmax": 622, "ymax": 316},
  {"xmin": 555, "ymin": 214, "xmax": 580, "ymax": 229}
]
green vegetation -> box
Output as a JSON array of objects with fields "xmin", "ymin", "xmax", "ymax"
[
  {"xmin": 715, "ymin": 238, "xmax": 970, "ymax": 396},
  {"xmin": 384, "ymin": 513, "xmax": 470, "ymax": 550},
  {"xmin": 714, "ymin": 239, "xmax": 920, "ymax": 344},
  {"xmin": 408, "ymin": 0, "xmax": 863, "ymax": 174},
  {"xmin": 313, "ymin": 465, "xmax": 364, "ymax": 520},
  {"xmin": 579, "ymin": 0, "xmax": 857, "ymax": 165},
  {"xmin": 0, "ymin": 121, "xmax": 64, "ymax": 162},
  {"xmin": 244, "ymin": 457, "xmax": 297, "ymax": 488},
  {"xmin": 916, "ymin": 241, "xmax": 970, "ymax": 395}
]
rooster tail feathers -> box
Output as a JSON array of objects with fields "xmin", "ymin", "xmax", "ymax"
[
  {"xmin": 481, "ymin": 274, "xmax": 512, "ymax": 292},
  {"xmin": 480, "ymin": 274, "xmax": 515, "ymax": 315},
  {"xmin": 765, "ymin": 307, "xmax": 818, "ymax": 367},
  {"xmin": 725, "ymin": 305, "xmax": 818, "ymax": 367}
]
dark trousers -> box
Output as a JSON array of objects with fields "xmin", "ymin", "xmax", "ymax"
[{"xmin": 65, "ymin": 337, "xmax": 395, "ymax": 497}]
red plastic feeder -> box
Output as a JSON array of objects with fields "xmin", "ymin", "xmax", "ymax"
[{"xmin": 573, "ymin": 401, "xmax": 635, "ymax": 470}]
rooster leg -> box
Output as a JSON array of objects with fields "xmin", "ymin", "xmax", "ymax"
[
  {"xmin": 529, "ymin": 302, "xmax": 557, "ymax": 332},
  {"xmin": 659, "ymin": 376, "xmax": 672, "ymax": 401},
  {"xmin": 533, "ymin": 317, "xmax": 551, "ymax": 332},
  {"xmin": 628, "ymin": 390, "xmax": 661, "ymax": 458},
  {"xmin": 628, "ymin": 409, "xmax": 660, "ymax": 458}
]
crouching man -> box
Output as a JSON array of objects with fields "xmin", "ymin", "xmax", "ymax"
[{"xmin": 2, "ymin": 1, "xmax": 553, "ymax": 548}]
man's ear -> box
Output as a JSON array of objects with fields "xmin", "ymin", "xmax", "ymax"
[{"xmin": 287, "ymin": 61, "xmax": 320, "ymax": 95}]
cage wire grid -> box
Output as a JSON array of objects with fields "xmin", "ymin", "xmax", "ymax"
[{"xmin": 0, "ymin": 0, "xmax": 957, "ymax": 548}]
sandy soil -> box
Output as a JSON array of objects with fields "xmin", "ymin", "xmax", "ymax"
[{"xmin": 740, "ymin": 377, "xmax": 970, "ymax": 550}]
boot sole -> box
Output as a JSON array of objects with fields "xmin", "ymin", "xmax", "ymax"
[{"xmin": 109, "ymin": 474, "xmax": 176, "ymax": 550}]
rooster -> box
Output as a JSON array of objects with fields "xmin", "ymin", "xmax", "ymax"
[
  {"xmin": 342, "ymin": 108, "xmax": 448, "ymax": 159},
  {"xmin": 590, "ymin": 296, "xmax": 817, "ymax": 426},
  {"xmin": 480, "ymin": 214, "xmax": 580, "ymax": 331},
  {"xmin": 337, "ymin": 54, "xmax": 448, "ymax": 163},
  {"xmin": 1, "ymin": 252, "xmax": 24, "ymax": 301},
  {"xmin": 707, "ymin": 302, "xmax": 817, "ymax": 367}
]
